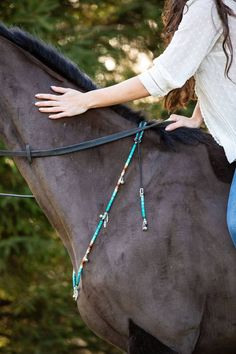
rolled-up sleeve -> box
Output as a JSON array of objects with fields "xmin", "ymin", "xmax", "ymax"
[{"xmin": 138, "ymin": 0, "xmax": 223, "ymax": 97}]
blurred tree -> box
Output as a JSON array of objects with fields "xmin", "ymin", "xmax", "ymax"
[
  {"xmin": 0, "ymin": 0, "xmax": 176, "ymax": 117},
  {"xmin": 0, "ymin": 0, "xmax": 196, "ymax": 353}
]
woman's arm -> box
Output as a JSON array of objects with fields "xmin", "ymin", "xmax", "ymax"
[
  {"xmin": 35, "ymin": 76, "xmax": 149, "ymax": 119},
  {"xmin": 86, "ymin": 76, "xmax": 150, "ymax": 109}
]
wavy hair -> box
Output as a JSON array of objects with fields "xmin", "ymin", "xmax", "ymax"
[{"xmin": 161, "ymin": 0, "xmax": 236, "ymax": 112}]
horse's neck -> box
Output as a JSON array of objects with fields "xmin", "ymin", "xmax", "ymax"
[{"xmin": 0, "ymin": 35, "xmax": 140, "ymax": 269}]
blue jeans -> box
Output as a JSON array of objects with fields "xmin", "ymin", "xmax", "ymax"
[{"xmin": 226, "ymin": 168, "xmax": 236, "ymax": 248}]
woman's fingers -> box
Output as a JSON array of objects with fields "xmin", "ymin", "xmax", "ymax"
[
  {"xmin": 35, "ymin": 93, "xmax": 60, "ymax": 100},
  {"xmin": 165, "ymin": 116, "xmax": 178, "ymax": 131},
  {"xmin": 34, "ymin": 86, "xmax": 85, "ymax": 118},
  {"xmin": 165, "ymin": 116, "xmax": 182, "ymax": 131},
  {"xmin": 38, "ymin": 107, "xmax": 63, "ymax": 113},
  {"xmin": 50, "ymin": 86, "xmax": 70, "ymax": 93},
  {"xmin": 49, "ymin": 112, "xmax": 68, "ymax": 119},
  {"xmin": 165, "ymin": 122, "xmax": 181, "ymax": 131},
  {"xmin": 35, "ymin": 87, "xmax": 70, "ymax": 99},
  {"xmin": 35, "ymin": 100, "xmax": 60, "ymax": 107},
  {"xmin": 165, "ymin": 114, "xmax": 198, "ymax": 131}
]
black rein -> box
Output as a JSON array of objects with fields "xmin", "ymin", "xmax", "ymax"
[
  {"xmin": 0, "ymin": 120, "xmax": 163, "ymax": 198},
  {"xmin": 0, "ymin": 120, "xmax": 162, "ymax": 163}
]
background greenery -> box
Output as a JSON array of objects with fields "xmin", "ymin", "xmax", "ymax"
[{"xmin": 0, "ymin": 1, "xmax": 195, "ymax": 353}]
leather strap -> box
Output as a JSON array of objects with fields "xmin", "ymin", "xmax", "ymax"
[{"xmin": 0, "ymin": 120, "xmax": 163, "ymax": 159}]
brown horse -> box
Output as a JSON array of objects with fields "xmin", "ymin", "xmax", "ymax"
[{"xmin": 0, "ymin": 22, "xmax": 235, "ymax": 354}]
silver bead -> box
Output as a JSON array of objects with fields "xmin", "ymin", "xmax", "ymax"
[
  {"xmin": 139, "ymin": 188, "xmax": 144, "ymax": 197},
  {"xmin": 104, "ymin": 213, "xmax": 109, "ymax": 228},
  {"xmin": 100, "ymin": 212, "xmax": 109, "ymax": 228},
  {"xmin": 142, "ymin": 218, "xmax": 148, "ymax": 231},
  {"xmin": 120, "ymin": 176, "xmax": 125, "ymax": 184},
  {"xmin": 73, "ymin": 286, "xmax": 79, "ymax": 301}
]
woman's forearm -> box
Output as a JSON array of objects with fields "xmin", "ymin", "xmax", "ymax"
[{"xmin": 86, "ymin": 76, "xmax": 150, "ymax": 109}]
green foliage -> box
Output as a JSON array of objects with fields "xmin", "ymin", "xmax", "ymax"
[
  {"xmin": 0, "ymin": 0, "xmax": 166, "ymax": 86},
  {"xmin": 0, "ymin": 1, "xmax": 195, "ymax": 353}
]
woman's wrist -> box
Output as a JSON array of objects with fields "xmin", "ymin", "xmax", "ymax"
[
  {"xmin": 83, "ymin": 90, "xmax": 97, "ymax": 110},
  {"xmin": 189, "ymin": 115, "xmax": 203, "ymax": 128},
  {"xmin": 190, "ymin": 102, "xmax": 204, "ymax": 128}
]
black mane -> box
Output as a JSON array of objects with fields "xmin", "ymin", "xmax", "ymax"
[{"xmin": 0, "ymin": 21, "xmax": 211, "ymax": 151}]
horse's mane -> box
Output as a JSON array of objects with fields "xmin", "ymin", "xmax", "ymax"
[{"xmin": 0, "ymin": 22, "xmax": 234, "ymax": 183}]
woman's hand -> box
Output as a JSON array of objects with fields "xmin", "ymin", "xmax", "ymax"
[
  {"xmin": 35, "ymin": 86, "xmax": 90, "ymax": 119},
  {"xmin": 164, "ymin": 113, "xmax": 203, "ymax": 131},
  {"xmin": 34, "ymin": 77, "xmax": 150, "ymax": 119}
]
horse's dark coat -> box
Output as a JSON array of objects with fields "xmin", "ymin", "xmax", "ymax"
[
  {"xmin": 0, "ymin": 22, "xmax": 236, "ymax": 354},
  {"xmin": 128, "ymin": 320, "xmax": 178, "ymax": 354}
]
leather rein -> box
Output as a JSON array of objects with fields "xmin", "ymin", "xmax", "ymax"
[
  {"xmin": 0, "ymin": 120, "xmax": 162, "ymax": 198},
  {"xmin": 0, "ymin": 120, "xmax": 160, "ymax": 162}
]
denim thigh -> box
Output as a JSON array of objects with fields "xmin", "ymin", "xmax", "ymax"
[{"xmin": 226, "ymin": 167, "xmax": 236, "ymax": 248}]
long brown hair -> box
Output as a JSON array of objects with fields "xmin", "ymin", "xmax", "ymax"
[{"xmin": 161, "ymin": 0, "xmax": 236, "ymax": 113}]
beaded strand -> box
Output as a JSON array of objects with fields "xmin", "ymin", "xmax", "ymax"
[{"xmin": 72, "ymin": 120, "xmax": 148, "ymax": 301}]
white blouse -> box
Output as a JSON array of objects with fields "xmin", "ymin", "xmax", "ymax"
[{"xmin": 138, "ymin": 0, "xmax": 236, "ymax": 164}]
